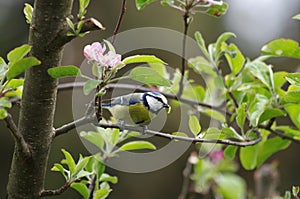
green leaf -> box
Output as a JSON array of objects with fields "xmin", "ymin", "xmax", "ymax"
[
  {"xmin": 51, "ymin": 163, "xmax": 68, "ymax": 180},
  {"xmin": 0, "ymin": 57, "xmax": 7, "ymax": 77},
  {"xmin": 172, "ymin": 132, "xmax": 188, "ymax": 138},
  {"xmin": 94, "ymin": 189, "xmax": 110, "ymax": 199},
  {"xmin": 214, "ymin": 32, "xmax": 236, "ymax": 58},
  {"xmin": 258, "ymin": 108, "xmax": 286, "ymax": 124},
  {"xmin": 292, "ymin": 186, "xmax": 300, "ymax": 197},
  {"xmin": 189, "ymin": 115, "xmax": 201, "ymax": 136},
  {"xmin": 47, "ymin": 65, "xmax": 80, "ymax": 78},
  {"xmin": 261, "ymin": 38, "xmax": 300, "ymax": 59},
  {"xmin": 274, "ymin": 71, "xmax": 288, "ymax": 89},
  {"xmin": 257, "ymin": 137, "xmax": 291, "ymax": 167},
  {"xmin": 123, "ymin": 55, "xmax": 166, "ymax": 65},
  {"xmin": 5, "ymin": 79, "xmax": 24, "ymax": 89},
  {"xmin": 205, "ymin": 3, "xmax": 229, "ymax": 18},
  {"xmin": 100, "ymin": 173, "xmax": 118, "ymax": 184},
  {"xmin": 73, "ymin": 156, "xmax": 92, "ymax": 178},
  {"xmin": 246, "ymin": 61, "xmax": 273, "ymax": 90},
  {"xmin": 202, "ymin": 109, "xmax": 226, "ymax": 123},
  {"xmin": 83, "ymin": 79, "xmax": 99, "ymax": 95},
  {"xmin": 7, "ymin": 44, "xmax": 32, "ymax": 63},
  {"xmin": 283, "ymin": 91, "xmax": 300, "ymax": 103},
  {"xmin": 135, "ymin": 0, "xmax": 156, "ymax": 10},
  {"xmin": 248, "ymin": 94, "xmax": 269, "ymax": 126},
  {"xmin": 285, "ymin": 73, "xmax": 300, "ymax": 86},
  {"xmin": 223, "ymin": 43, "xmax": 245, "ymax": 75},
  {"xmin": 80, "ymin": 131, "xmax": 104, "ymax": 151},
  {"xmin": 188, "ymin": 56, "xmax": 217, "ymax": 77},
  {"xmin": 61, "ymin": 149, "xmax": 76, "ymax": 174},
  {"xmin": 0, "ymin": 109, "xmax": 8, "ymax": 119},
  {"xmin": 103, "ymin": 40, "xmax": 116, "ymax": 54},
  {"xmin": 240, "ymin": 144, "xmax": 259, "ymax": 170},
  {"xmin": 195, "ymin": 32, "xmax": 209, "ymax": 58},
  {"xmin": 129, "ymin": 66, "xmax": 171, "ymax": 86},
  {"xmin": 66, "ymin": 17, "xmax": 75, "ymax": 32},
  {"xmin": 7, "ymin": 57, "xmax": 41, "ymax": 80},
  {"xmin": 23, "ymin": 3, "xmax": 33, "ymax": 24},
  {"xmin": 236, "ymin": 103, "xmax": 246, "ymax": 130},
  {"xmin": 293, "ymin": 14, "xmax": 300, "ymax": 20},
  {"xmin": 216, "ymin": 173, "xmax": 246, "ymax": 199},
  {"xmin": 119, "ymin": 141, "xmax": 156, "ymax": 151},
  {"xmin": 224, "ymin": 145, "xmax": 238, "ymax": 160},
  {"xmin": 71, "ymin": 182, "xmax": 89, "ymax": 199},
  {"xmin": 221, "ymin": 127, "xmax": 244, "ymax": 141},
  {"xmin": 0, "ymin": 98, "xmax": 12, "ymax": 108},
  {"xmin": 284, "ymin": 191, "xmax": 291, "ymax": 199},
  {"xmin": 284, "ymin": 104, "xmax": 300, "ymax": 128}
]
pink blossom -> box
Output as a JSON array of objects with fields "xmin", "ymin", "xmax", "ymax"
[
  {"xmin": 209, "ymin": 150, "xmax": 224, "ymax": 163},
  {"xmin": 83, "ymin": 42, "xmax": 122, "ymax": 67}
]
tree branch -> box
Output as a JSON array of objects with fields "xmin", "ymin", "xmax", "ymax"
[
  {"xmin": 40, "ymin": 182, "xmax": 70, "ymax": 197},
  {"xmin": 112, "ymin": 0, "xmax": 127, "ymax": 44},
  {"xmin": 93, "ymin": 123, "xmax": 262, "ymax": 147},
  {"xmin": 4, "ymin": 113, "xmax": 31, "ymax": 156}
]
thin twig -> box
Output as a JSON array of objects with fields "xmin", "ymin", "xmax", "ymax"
[
  {"xmin": 112, "ymin": 0, "xmax": 127, "ymax": 44},
  {"xmin": 40, "ymin": 182, "xmax": 70, "ymax": 197},
  {"xmin": 178, "ymin": 11, "xmax": 190, "ymax": 97},
  {"xmin": 94, "ymin": 123, "xmax": 262, "ymax": 147},
  {"xmin": 88, "ymin": 175, "xmax": 97, "ymax": 199},
  {"xmin": 4, "ymin": 113, "xmax": 31, "ymax": 156},
  {"xmin": 54, "ymin": 117, "xmax": 95, "ymax": 137}
]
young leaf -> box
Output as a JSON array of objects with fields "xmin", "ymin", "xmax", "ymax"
[
  {"xmin": 7, "ymin": 57, "xmax": 41, "ymax": 80},
  {"xmin": 236, "ymin": 103, "xmax": 246, "ymax": 131},
  {"xmin": 83, "ymin": 79, "xmax": 99, "ymax": 95},
  {"xmin": 7, "ymin": 44, "xmax": 32, "ymax": 63},
  {"xmin": 240, "ymin": 144, "xmax": 259, "ymax": 170},
  {"xmin": 80, "ymin": 131, "xmax": 105, "ymax": 151},
  {"xmin": 189, "ymin": 115, "xmax": 201, "ymax": 136},
  {"xmin": 246, "ymin": 61, "xmax": 273, "ymax": 90},
  {"xmin": 0, "ymin": 98, "xmax": 12, "ymax": 108},
  {"xmin": 66, "ymin": 17, "xmax": 75, "ymax": 32},
  {"xmin": 223, "ymin": 43, "xmax": 245, "ymax": 75},
  {"xmin": 61, "ymin": 149, "xmax": 76, "ymax": 174},
  {"xmin": 0, "ymin": 109, "xmax": 8, "ymax": 119},
  {"xmin": 248, "ymin": 94, "xmax": 269, "ymax": 127},
  {"xmin": 224, "ymin": 145, "xmax": 238, "ymax": 160},
  {"xmin": 129, "ymin": 66, "xmax": 171, "ymax": 86},
  {"xmin": 103, "ymin": 40, "xmax": 116, "ymax": 54},
  {"xmin": 123, "ymin": 55, "xmax": 166, "ymax": 65},
  {"xmin": 119, "ymin": 141, "xmax": 156, "ymax": 151},
  {"xmin": 23, "ymin": 3, "xmax": 33, "ymax": 24},
  {"xmin": 135, "ymin": 0, "xmax": 156, "ymax": 10},
  {"xmin": 258, "ymin": 108, "xmax": 286, "ymax": 124},
  {"xmin": 256, "ymin": 137, "xmax": 291, "ymax": 167},
  {"xmin": 214, "ymin": 32, "xmax": 236, "ymax": 58},
  {"xmin": 73, "ymin": 156, "xmax": 92, "ymax": 178},
  {"xmin": 188, "ymin": 56, "xmax": 217, "ymax": 77},
  {"xmin": 71, "ymin": 182, "xmax": 89, "ymax": 199},
  {"xmin": 51, "ymin": 163, "xmax": 69, "ymax": 180},
  {"xmin": 205, "ymin": 3, "xmax": 228, "ymax": 18},
  {"xmin": 202, "ymin": 109, "xmax": 226, "ymax": 123},
  {"xmin": 195, "ymin": 32, "xmax": 209, "ymax": 58},
  {"xmin": 5, "ymin": 79, "xmax": 24, "ymax": 89},
  {"xmin": 215, "ymin": 173, "xmax": 246, "ymax": 199},
  {"xmin": 221, "ymin": 127, "xmax": 244, "ymax": 141},
  {"xmin": 284, "ymin": 104, "xmax": 300, "ymax": 128},
  {"xmin": 100, "ymin": 173, "xmax": 118, "ymax": 184},
  {"xmin": 293, "ymin": 14, "xmax": 300, "ymax": 20},
  {"xmin": 48, "ymin": 65, "xmax": 80, "ymax": 78},
  {"xmin": 94, "ymin": 189, "xmax": 110, "ymax": 199},
  {"xmin": 261, "ymin": 39, "xmax": 300, "ymax": 59},
  {"xmin": 292, "ymin": 186, "xmax": 300, "ymax": 197},
  {"xmin": 285, "ymin": 73, "xmax": 300, "ymax": 86}
]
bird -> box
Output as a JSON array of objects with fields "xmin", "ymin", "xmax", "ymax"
[{"xmin": 102, "ymin": 92, "xmax": 170, "ymax": 126}]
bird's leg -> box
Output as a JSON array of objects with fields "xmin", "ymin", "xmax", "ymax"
[
  {"xmin": 119, "ymin": 120, "xmax": 125, "ymax": 131},
  {"xmin": 141, "ymin": 125, "xmax": 148, "ymax": 134}
]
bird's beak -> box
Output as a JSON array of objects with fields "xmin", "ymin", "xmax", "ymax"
[{"xmin": 164, "ymin": 104, "xmax": 171, "ymax": 114}]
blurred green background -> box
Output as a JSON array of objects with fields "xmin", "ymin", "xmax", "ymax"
[{"xmin": 1, "ymin": 0, "xmax": 300, "ymax": 198}]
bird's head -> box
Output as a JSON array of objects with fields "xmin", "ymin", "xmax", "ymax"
[{"xmin": 142, "ymin": 92, "xmax": 170, "ymax": 114}]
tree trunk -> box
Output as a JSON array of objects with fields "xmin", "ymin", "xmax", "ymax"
[{"xmin": 7, "ymin": 0, "xmax": 73, "ymax": 198}]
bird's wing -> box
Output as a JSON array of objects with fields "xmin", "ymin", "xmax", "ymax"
[{"xmin": 102, "ymin": 93, "xmax": 143, "ymax": 107}]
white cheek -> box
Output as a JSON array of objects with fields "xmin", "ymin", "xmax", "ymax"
[{"xmin": 146, "ymin": 96, "xmax": 163, "ymax": 112}]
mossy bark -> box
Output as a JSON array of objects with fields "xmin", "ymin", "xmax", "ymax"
[{"xmin": 7, "ymin": 0, "xmax": 73, "ymax": 198}]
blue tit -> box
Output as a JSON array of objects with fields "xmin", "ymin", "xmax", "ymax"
[{"xmin": 102, "ymin": 92, "xmax": 170, "ymax": 126}]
